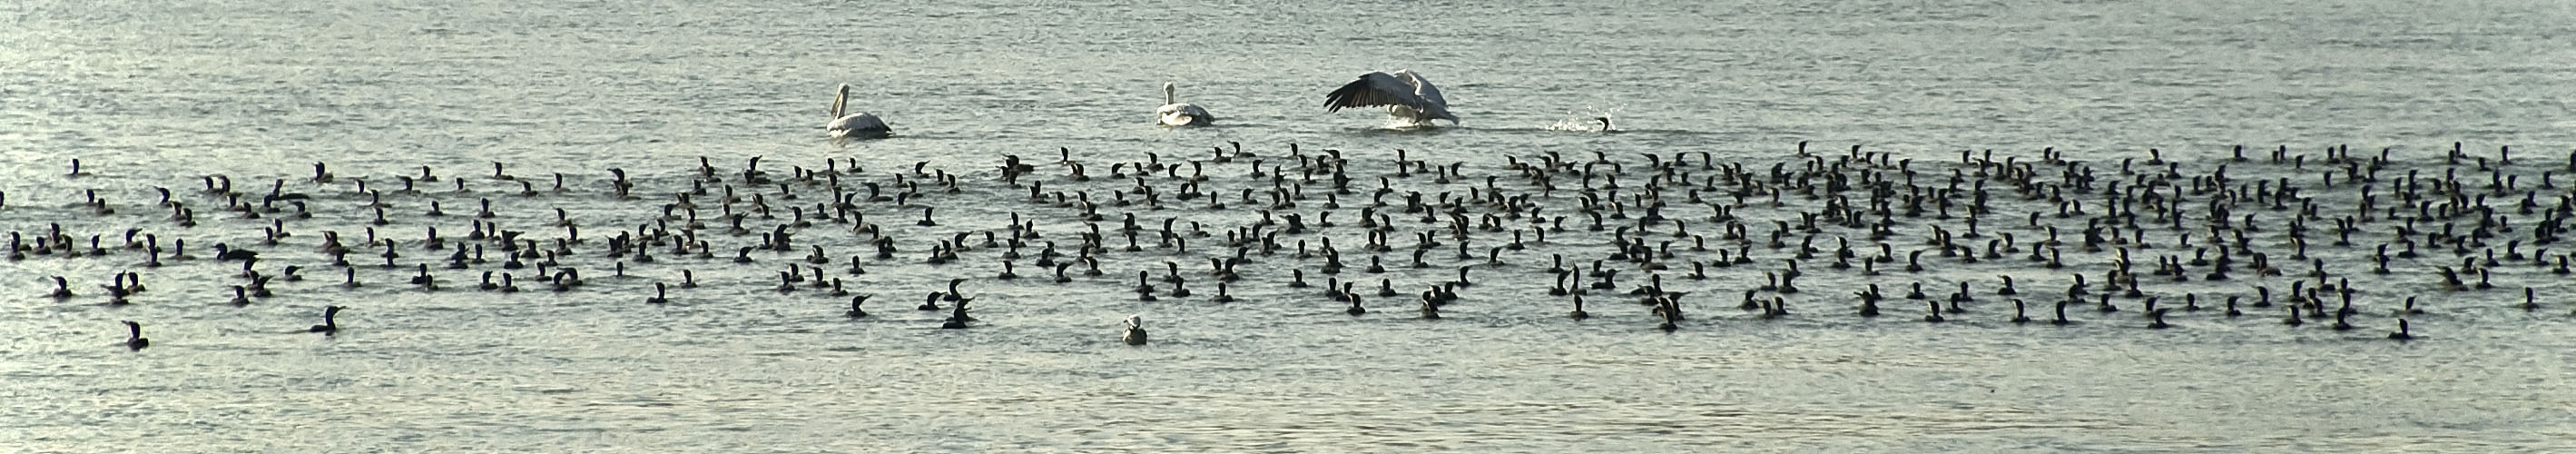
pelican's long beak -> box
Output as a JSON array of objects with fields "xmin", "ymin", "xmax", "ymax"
[{"xmin": 831, "ymin": 85, "xmax": 850, "ymax": 119}]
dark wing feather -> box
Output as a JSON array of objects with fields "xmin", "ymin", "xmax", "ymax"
[{"xmin": 1323, "ymin": 72, "xmax": 1423, "ymax": 113}]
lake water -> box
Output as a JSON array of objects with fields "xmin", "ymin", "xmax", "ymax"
[{"xmin": 5, "ymin": 0, "xmax": 2575, "ymax": 451}]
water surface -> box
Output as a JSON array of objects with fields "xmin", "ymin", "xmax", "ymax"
[{"xmin": 5, "ymin": 0, "xmax": 2575, "ymax": 451}]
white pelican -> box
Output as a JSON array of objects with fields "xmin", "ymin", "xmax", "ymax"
[
  {"xmin": 827, "ymin": 84, "xmax": 890, "ymax": 143},
  {"xmin": 1323, "ymin": 70, "xmax": 1458, "ymax": 127},
  {"xmin": 1121, "ymin": 315, "xmax": 1149, "ymax": 345},
  {"xmin": 1155, "ymin": 83, "xmax": 1214, "ymax": 127}
]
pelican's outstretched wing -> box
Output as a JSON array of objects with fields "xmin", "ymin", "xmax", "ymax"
[{"xmin": 1324, "ymin": 72, "xmax": 1434, "ymax": 114}]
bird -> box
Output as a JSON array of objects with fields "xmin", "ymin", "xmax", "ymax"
[
  {"xmin": 212, "ymin": 243, "xmax": 259, "ymax": 262},
  {"xmin": 48, "ymin": 276, "xmax": 74, "ymax": 299},
  {"xmin": 827, "ymin": 84, "xmax": 891, "ymax": 143},
  {"xmin": 940, "ymin": 298, "xmax": 974, "ymax": 330},
  {"xmin": 120, "ymin": 321, "xmax": 148, "ymax": 350},
  {"xmin": 1155, "ymin": 83, "xmax": 1214, "ymax": 127},
  {"xmin": 308, "ymin": 305, "xmax": 343, "ymax": 334},
  {"xmin": 1122, "ymin": 315, "xmax": 1149, "ymax": 345},
  {"xmin": 1323, "ymin": 70, "xmax": 1458, "ymax": 127}
]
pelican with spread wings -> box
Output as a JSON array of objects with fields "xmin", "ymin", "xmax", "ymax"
[{"xmin": 1323, "ymin": 70, "xmax": 1458, "ymax": 128}]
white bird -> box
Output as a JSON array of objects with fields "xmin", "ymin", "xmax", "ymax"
[
  {"xmin": 1121, "ymin": 315, "xmax": 1149, "ymax": 345},
  {"xmin": 1323, "ymin": 70, "xmax": 1458, "ymax": 127},
  {"xmin": 827, "ymin": 84, "xmax": 891, "ymax": 143},
  {"xmin": 1155, "ymin": 83, "xmax": 1214, "ymax": 127}
]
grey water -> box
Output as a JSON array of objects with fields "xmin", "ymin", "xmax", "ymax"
[{"xmin": 6, "ymin": 0, "xmax": 2576, "ymax": 451}]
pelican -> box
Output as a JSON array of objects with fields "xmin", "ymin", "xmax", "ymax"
[
  {"xmin": 1121, "ymin": 315, "xmax": 1149, "ymax": 345},
  {"xmin": 1155, "ymin": 83, "xmax": 1214, "ymax": 127},
  {"xmin": 827, "ymin": 84, "xmax": 891, "ymax": 143},
  {"xmin": 1324, "ymin": 70, "xmax": 1458, "ymax": 127}
]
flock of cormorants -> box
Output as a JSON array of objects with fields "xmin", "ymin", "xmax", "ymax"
[{"xmin": 30, "ymin": 138, "xmax": 2576, "ymax": 350}]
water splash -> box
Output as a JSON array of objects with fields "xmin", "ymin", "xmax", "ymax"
[{"xmin": 1546, "ymin": 106, "xmax": 1620, "ymax": 132}]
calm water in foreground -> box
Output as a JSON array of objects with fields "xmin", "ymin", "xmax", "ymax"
[{"xmin": 5, "ymin": 0, "xmax": 2575, "ymax": 451}]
